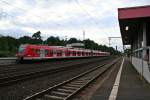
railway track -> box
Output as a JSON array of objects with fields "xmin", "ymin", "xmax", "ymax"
[
  {"xmin": 0, "ymin": 57, "xmax": 112, "ymax": 78},
  {"xmin": 24, "ymin": 58, "xmax": 121, "ymax": 100},
  {"xmin": 0, "ymin": 57, "xmax": 113, "ymax": 86}
]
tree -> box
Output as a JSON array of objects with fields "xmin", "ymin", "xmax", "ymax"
[
  {"xmin": 84, "ymin": 39, "xmax": 98, "ymax": 50},
  {"xmin": 0, "ymin": 36, "xmax": 8, "ymax": 51},
  {"xmin": 32, "ymin": 31, "xmax": 42, "ymax": 40},
  {"xmin": 0, "ymin": 36, "xmax": 19, "ymax": 57},
  {"xmin": 31, "ymin": 31, "xmax": 43, "ymax": 44},
  {"xmin": 46, "ymin": 36, "xmax": 61, "ymax": 46},
  {"xmin": 6, "ymin": 36, "xmax": 19, "ymax": 52},
  {"xmin": 0, "ymin": 34, "xmax": 121, "ymax": 57},
  {"xmin": 67, "ymin": 38, "xmax": 78, "ymax": 44},
  {"xmin": 19, "ymin": 36, "xmax": 32, "ymax": 44}
]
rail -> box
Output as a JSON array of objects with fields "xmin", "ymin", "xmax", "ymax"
[
  {"xmin": 0, "ymin": 57, "xmax": 112, "ymax": 86},
  {"xmin": 23, "ymin": 58, "xmax": 120, "ymax": 100},
  {"xmin": 133, "ymin": 46, "xmax": 150, "ymax": 64},
  {"xmin": 0, "ymin": 57, "xmax": 17, "ymax": 65}
]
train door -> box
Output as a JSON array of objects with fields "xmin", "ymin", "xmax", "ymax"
[
  {"xmin": 62, "ymin": 50, "xmax": 65, "ymax": 57},
  {"xmin": 53, "ymin": 50, "xmax": 57, "ymax": 57},
  {"xmin": 40, "ymin": 49, "xmax": 45, "ymax": 58}
]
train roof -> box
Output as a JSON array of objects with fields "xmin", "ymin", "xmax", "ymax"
[{"xmin": 20, "ymin": 44, "xmax": 108, "ymax": 53}]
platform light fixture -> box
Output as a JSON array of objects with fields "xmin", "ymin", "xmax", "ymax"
[{"xmin": 125, "ymin": 26, "xmax": 129, "ymax": 31}]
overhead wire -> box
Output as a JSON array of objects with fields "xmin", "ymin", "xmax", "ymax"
[
  {"xmin": 74, "ymin": 0, "xmax": 98, "ymax": 25},
  {"xmin": 0, "ymin": 0, "xmax": 64, "ymax": 30},
  {"xmin": 73, "ymin": 0, "xmax": 117, "ymax": 47},
  {"xmin": 0, "ymin": 0, "xmax": 44, "ymax": 20},
  {"xmin": 1, "ymin": 0, "xmax": 98, "ymax": 27}
]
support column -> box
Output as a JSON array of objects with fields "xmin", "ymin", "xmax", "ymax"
[
  {"xmin": 143, "ymin": 22, "xmax": 147, "ymax": 47},
  {"xmin": 141, "ymin": 22, "xmax": 147, "ymax": 81},
  {"xmin": 143, "ymin": 22, "xmax": 147, "ymax": 57}
]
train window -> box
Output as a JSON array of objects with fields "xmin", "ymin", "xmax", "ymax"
[
  {"xmin": 18, "ymin": 45, "xmax": 26, "ymax": 54},
  {"xmin": 68, "ymin": 51, "xmax": 70, "ymax": 55},
  {"xmin": 67, "ymin": 51, "xmax": 71, "ymax": 55},
  {"xmin": 77, "ymin": 52, "xmax": 80, "ymax": 55},
  {"xmin": 49, "ymin": 50, "xmax": 53, "ymax": 55},
  {"xmin": 57, "ymin": 50, "xmax": 62, "ymax": 55},
  {"xmin": 73, "ymin": 51, "xmax": 76, "ymax": 55},
  {"xmin": 36, "ymin": 49, "xmax": 40, "ymax": 54},
  {"xmin": 45, "ymin": 50, "xmax": 49, "ymax": 55},
  {"xmin": 18, "ymin": 46, "xmax": 25, "ymax": 54},
  {"xmin": 82, "ymin": 52, "xmax": 84, "ymax": 55},
  {"xmin": 53, "ymin": 50, "xmax": 57, "ymax": 54}
]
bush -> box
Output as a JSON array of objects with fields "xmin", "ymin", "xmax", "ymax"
[{"xmin": 0, "ymin": 51, "xmax": 15, "ymax": 57}]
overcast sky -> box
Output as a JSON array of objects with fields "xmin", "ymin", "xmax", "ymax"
[{"xmin": 0, "ymin": 0, "xmax": 149, "ymax": 51}]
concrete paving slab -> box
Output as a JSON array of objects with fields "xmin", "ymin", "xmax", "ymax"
[{"xmin": 116, "ymin": 58, "xmax": 150, "ymax": 100}]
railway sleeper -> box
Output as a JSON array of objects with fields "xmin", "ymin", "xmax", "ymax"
[
  {"xmin": 66, "ymin": 84, "xmax": 82, "ymax": 88},
  {"xmin": 77, "ymin": 78, "xmax": 91, "ymax": 81},
  {"xmin": 70, "ymin": 80, "xmax": 85, "ymax": 83},
  {"xmin": 70, "ymin": 82, "xmax": 85, "ymax": 85},
  {"xmin": 62, "ymin": 86, "xmax": 78, "ymax": 90},
  {"xmin": 44, "ymin": 94, "xmax": 64, "ymax": 100},
  {"xmin": 57, "ymin": 88, "xmax": 74, "ymax": 93},
  {"xmin": 79, "ymin": 77, "xmax": 91, "ymax": 80},
  {"xmin": 51, "ymin": 91, "xmax": 70, "ymax": 96},
  {"xmin": 36, "ymin": 98, "xmax": 43, "ymax": 100},
  {"xmin": 61, "ymin": 87, "xmax": 77, "ymax": 92}
]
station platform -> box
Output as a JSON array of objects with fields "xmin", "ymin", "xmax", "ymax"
[{"xmin": 91, "ymin": 57, "xmax": 150, "ymax": 100}]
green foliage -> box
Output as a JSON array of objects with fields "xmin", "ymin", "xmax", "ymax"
[
  {"xmin": 46, "ymin": 36, "xmax": 61, "ymax": 46},
  {"xmin": 84, "ymin": 39, "xmax": 99, "ymax": 50},
  {"xmin": 67, "ymin": 38, "xmax": 78, "ymax": 44},
  {"xmin": 19, "ymin": 36, "xmax": 32, "ymax": 44},
  {"xmin": 19, "ymin": 35, "xmax": 43, "ymax": 44},
  {"xmin": 0, "ymin": 32, "xmax": 121, "ymax": 57},
  {"xmin": 0, "ymin": 36, "xmax": 19, "ymax": 56},
  {"xmin": 0, "ymin": 51, "xmax": 14, "ymax": 57},
  {"xmin": 32, "ymin": 31, "xmax": 42, "ymax": 40},
  {"xmin": 83, "ymin": 39, "xmax": 121, "ymax": 55}
]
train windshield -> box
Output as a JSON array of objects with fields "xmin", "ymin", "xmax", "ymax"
[{"xmin": 18, "ymin": 45, "xmax": 26, "ymax": 54}]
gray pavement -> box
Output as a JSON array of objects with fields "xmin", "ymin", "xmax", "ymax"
[
  {"xmin": 91, "ymin": 58, "xmax": 121, "ymax": 100},
  {"xmin": 91, "ymin": 58, "xmax": 150, "ymax": 100},
  {"xmin": 116, "ymin": 58, "xmax": 150, "ymax": 100}
]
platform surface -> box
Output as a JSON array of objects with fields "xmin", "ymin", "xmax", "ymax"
[{"xmin": 91, "ymin": 58, "xmax": 150, "ymax": 100}]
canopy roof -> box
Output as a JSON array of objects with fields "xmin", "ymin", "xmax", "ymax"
[{"xmin": 118, "ymin": 5, "xmax": 150, "ymax": 45}]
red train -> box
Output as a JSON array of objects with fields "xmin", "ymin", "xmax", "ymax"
[{"xmin": 16, "ymin": 44, "xmax": 110, "ymax": 60}]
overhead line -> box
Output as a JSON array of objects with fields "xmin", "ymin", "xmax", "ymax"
[
  {"xmin": 0, "ymin": 0, "xmax": 63, "ymax": 28},
  {"xmin": 0, "ymin": 0, "xmax": 43, "ymax": 20},
  {"xmin": 74, "ymin": 0, "xmax": 98, "ymax": 25}
]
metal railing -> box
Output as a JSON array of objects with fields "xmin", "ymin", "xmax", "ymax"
[
  {"xmin": 0, "ymin": 57, "xmax": 17, "ymax": 65},
  {"xmin": 133, "ymin": 46, "xmax": 150, "ymax": 71},
  {"xmin": 133, "ymin": 46, "xmax": 150, "ymax": 62}
]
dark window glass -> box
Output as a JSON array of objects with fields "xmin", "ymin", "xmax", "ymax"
[
  {"xmin": 45, "ymin": 50, "xmax": 49, "ymax": 55},
  {"xmin": 36, "ymin": 49, "xmax": 40, "ymax": 54},
  {"xmin": 49, "ymin": 50, "xmax": 53, "ymax": 55}
]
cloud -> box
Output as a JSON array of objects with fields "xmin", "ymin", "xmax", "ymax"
[
  {"xmin": 0, "ymin": 28, "xmax": 31, "ymax": 38},
  {"xmin": 0, "ymin": 0, "xmax": 149, "ymax": 51}
]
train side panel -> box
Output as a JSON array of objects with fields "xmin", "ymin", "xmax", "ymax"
[{"xmin": 16, "ymin": 44, "xmax": 110, "ymax": 60}]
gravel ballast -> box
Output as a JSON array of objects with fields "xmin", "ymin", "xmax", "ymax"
[{"xmin": 0, "ymin": 57, "xmax": 114, "ymax": 100}]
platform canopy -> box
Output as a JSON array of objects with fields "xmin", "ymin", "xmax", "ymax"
[{"xmin": 118, "ymin": 5, "xmax": 150, "ymax": 45}]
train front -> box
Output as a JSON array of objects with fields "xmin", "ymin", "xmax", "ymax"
[{"xmin": 16, "ymin": 44, "xmax": 27, "ymax": 60}]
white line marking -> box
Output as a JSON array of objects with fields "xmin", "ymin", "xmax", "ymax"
[{"xmin": 108, "ymin": 58, "xmax": 124, "ymax": 100}]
